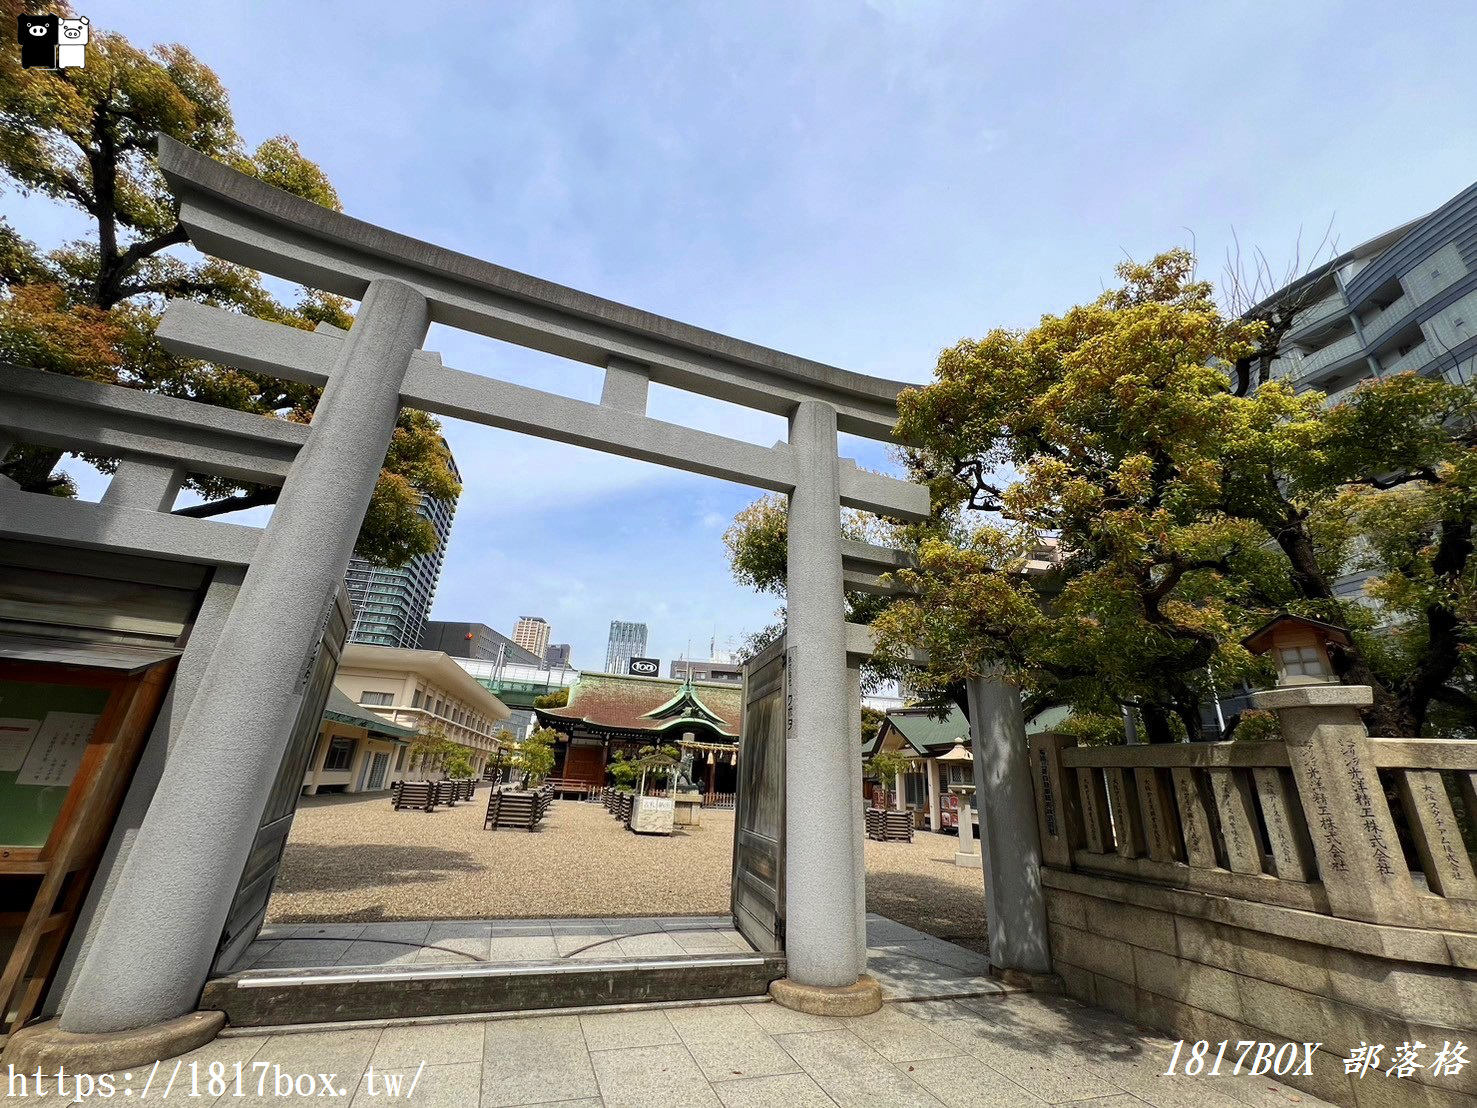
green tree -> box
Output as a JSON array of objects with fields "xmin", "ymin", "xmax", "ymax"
[
  {"xmin": 515, "ymin": 727, "xmax": 558, "ymax": 785},
  {"xmin": 442, "ymin": 748, "xmax": 475, "ymax": 780},
  {"xmin": 887, "ymin": 251, "xmax": 1477, "ymax": 738},
  {"xmin": 874, "ymin": 250, "xmax": 1288, "ymax": 741},
  {"xmin": 864, "ymin": 749, "xmax": 911, "ymax": 810},
  {"xmin": 724, "ymin": 250, "xmax": 1477, "ymax": 739},
  {"xmin": 408, "ymin": 726, "xmax": 459, "ymax": 775},
  {"xmin": 607, "ymin": 749, "xmax": 639, "ymax": 791},
  {"xmin": 0, "ymin": 1, "xmax": 458, "ymax": 565}
]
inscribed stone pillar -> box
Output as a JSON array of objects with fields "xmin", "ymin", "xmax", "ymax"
[
  {"xmin": 1133, "ymin": 768, "xmax": 1185, "ymax": 863},
  {"xmin": 1026, "ymin": 732, "xmax": 1075, "ymax": 869},
  {"xmin": 60, "ymin": 279, "xmax": 429, "ymax": 1034},
  {"xmin": 781, "ymin": 401, "xmax": 859, "ymax": 988},
  {"xmin": 1076, "ymin": 767, "xmax": 1113, "ymax": 854},
  {"xmin": 954, "ymin": 798, "xmax": 980, "ymax": 866},
  {"xmin": 1207, "ymin": 767, "xmax": 1265, "ymax": 875},
  {"xmin": 1105, "ymin": 768, "xmax": 1145, "ymax": 857},
  {"xmin": 1169, "ymin": 768, "xmax": 1218, "ymax": 869},
  {"xmin": 1252, "ymin": 684, "xmax": 1420, "ymax": 925}
]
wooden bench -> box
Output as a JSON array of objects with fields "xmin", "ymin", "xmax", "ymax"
[
  {"xmin": 393, "ymin": 780, "xmax": 435, "ymax": 812},
  {"xmin": 611, "ymin": 791, "xmax": 633, "ymax": 825},
  {"xmin": 544, "ymin": 777, "xmax": 592, "ymax": 799},
  {"xmin": 865, "ymin": 807, "xmax": 914, "ymax": 842},
  {"xmin": 483, "ymin": 789, "xmax": 552, "ymax": 831}
]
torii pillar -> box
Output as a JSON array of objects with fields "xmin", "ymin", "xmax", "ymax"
[{"xmin": 768, "ymin": 400, "xmax": 881, "ymax": 1015}]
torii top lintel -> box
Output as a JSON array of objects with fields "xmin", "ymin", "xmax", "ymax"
[{"xmin": 155, "ymin": 135, "xmax": 914, "ymax": 444}]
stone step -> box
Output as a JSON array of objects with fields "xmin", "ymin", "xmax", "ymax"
[{"xmin": 202, "ymin": 952, "xmax": 785, "ymax": 1027}]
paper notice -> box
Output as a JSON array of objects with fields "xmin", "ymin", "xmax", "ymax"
[
  {"xmin": 16, "ymin": 711, "xmax": 98, "ymax": 788},
  {"xmin": 0, "ymin": 717, "xmax": 39, "ymax": 772}
]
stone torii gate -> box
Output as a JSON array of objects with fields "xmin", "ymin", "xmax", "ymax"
[{"xmin": 36, "ymin": 136, "xmax": 932, "ymax": 1056}]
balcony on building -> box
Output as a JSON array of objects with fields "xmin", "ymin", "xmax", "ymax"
[
  {"xmin": 1374, "ymin": 321, "xmax": 1432, "ymax": 376},
  {"xmin": 1355, "ymin": 277, "xmax": 1413, "ymax": 346},
  {"xmin": 1288, "ymin": 322, "xmax": 1365, "ymax": 388},
  {"xmin": 1284, "ymin": 282, "xmax": 1349, "ymax": 345}
]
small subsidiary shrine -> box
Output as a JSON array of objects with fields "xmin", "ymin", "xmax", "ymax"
[{"xmin": 534, "ymin": 672, "xmax": 742, "ymax": 793}]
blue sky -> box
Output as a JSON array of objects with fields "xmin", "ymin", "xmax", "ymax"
[{"xmin": 13, "ymin": 1, "xmax": 1477, "ymax": 670}]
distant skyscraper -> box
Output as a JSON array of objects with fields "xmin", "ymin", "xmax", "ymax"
[
  {"xmin": 605, "ymin": 621, "xmax": 648, "ymax": 675},
  {"xmin": 546, "ymin": 643, "xmax": 572, "ymax": 668},
  {"xmin": 513, "ymin": 616, "xmax": 551, "ymax": 659},
  {"xmin": 345, "ymin": 441, "xmax": 460, "ymax": 649}
]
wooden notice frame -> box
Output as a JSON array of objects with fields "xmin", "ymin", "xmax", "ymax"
[{"xmin": 0, "ymin": 639, "xmax": 177, "ymax": 1046}]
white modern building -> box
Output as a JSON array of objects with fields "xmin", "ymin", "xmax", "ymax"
[{"xmin": 329, "ymin": 643, "xmax": 512, "ymax": 776}]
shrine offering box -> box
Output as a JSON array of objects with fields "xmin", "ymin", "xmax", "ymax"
[{"xmin": 0, "ymin": 634, "xmax": 177, "ymax": 1046}]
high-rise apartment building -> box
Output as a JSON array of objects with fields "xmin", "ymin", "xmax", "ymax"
[
  {"xmin": 1254, "ymin": 180, "xmax": 1477, "ymax": 408},
  {"xmin": 345, "ymin": 442, "xmax": 460, "ymax": 649},
  {"xmin": 604, "ymin": 620, "xmax": 648, "ymax": 676},
  {"xmin": 1249, "ymin": 179, "xmax": 1477, "ymax": 603},
  {"xmin": 513, "ymin": 616, "xmax": 551, "ymax": 660}
]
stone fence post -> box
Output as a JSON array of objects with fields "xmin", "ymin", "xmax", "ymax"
[
  {"xmin": 1251, "ymin": 684, "xmax": 1421, "ymax": 926},
  {"xmin": 1026, "ymin": 732, "xmax": 1079, "ymax": 870}
]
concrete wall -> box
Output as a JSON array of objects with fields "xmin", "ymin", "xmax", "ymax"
[
  {"xmin": 1044, "ymin": 870, "xmax": 1477, "ymax": 1108},
  {"xmin": 302, "ymin": 725, "xmax": 403, "ymax": 794}
]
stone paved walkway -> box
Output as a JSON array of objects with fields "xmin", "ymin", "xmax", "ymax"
[
  {"xmin": 25, "ymin": 994, "xmax": 1331, "ymax": 1108},
  {"xmin": 27, "ymin": 919, "xmax": 1335, "ymax": 1107}
]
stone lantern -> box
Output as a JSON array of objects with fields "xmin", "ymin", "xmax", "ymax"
[
  {"xmin": 1242, "ymin": 614, "xmax": 1351, "ymax": 687},
  {"xmin": 937, "ymin": 739, "xmax": 981, "ymax": 868}
]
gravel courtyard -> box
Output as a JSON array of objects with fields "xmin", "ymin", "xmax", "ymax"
[{"xmin": 267, "ymin": 792, "xmax": 990, "ymax": 952}]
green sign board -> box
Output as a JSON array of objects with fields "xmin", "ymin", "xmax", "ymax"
[{"xmin": 0, "ymin": 679, "xmax": 110, "ymax": 849}]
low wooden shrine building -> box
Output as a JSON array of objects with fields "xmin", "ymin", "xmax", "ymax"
[{"xmin": 534, "ymin": 672, "xmax": 742, "ymax": 794}]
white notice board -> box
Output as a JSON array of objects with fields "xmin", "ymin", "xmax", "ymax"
[{"xmin": 16, "ymin": 711, "xmax": 99, "ymax": 788}]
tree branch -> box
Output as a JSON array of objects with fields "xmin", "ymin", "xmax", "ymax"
[
  {"xmin": 1345, "ymin": 467, "xmax": 1440, "ymax": 491},
  {"xmin": 111, "ymin": 276, "xmax": 236, "ymax": 303},
  {"xmin": 111, "ymin": 225, "xmax": 189, "ymax": 278},
  {"xmin": 1144, "ymin": 554, "xmax": 1233, "ymax": 604},
  {"xmin": 172, "ymin": 487, "xmax": 281, "ymax": 518},
  {"xmin": 1431, "ymin": 686, "xmax": 1477, "ymax": 712}
]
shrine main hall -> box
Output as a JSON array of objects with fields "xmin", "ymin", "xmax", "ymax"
[{"xmin": 534, "ymin": 672, "xmax": 742, "ymax": 795}]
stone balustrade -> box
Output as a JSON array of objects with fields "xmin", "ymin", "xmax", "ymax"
[
  {"xmin": 1030, "ymin": 692, "xmax": 1477, "ymax": 932},
  {"xmin": 1028, "ymin": 686, "xmax": 1477, "ymax": 1107}
]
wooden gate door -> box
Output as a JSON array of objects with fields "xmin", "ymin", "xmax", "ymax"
[{"xmin": 730, "ymin": 637, "xmax": 786, "ymax": 953}]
